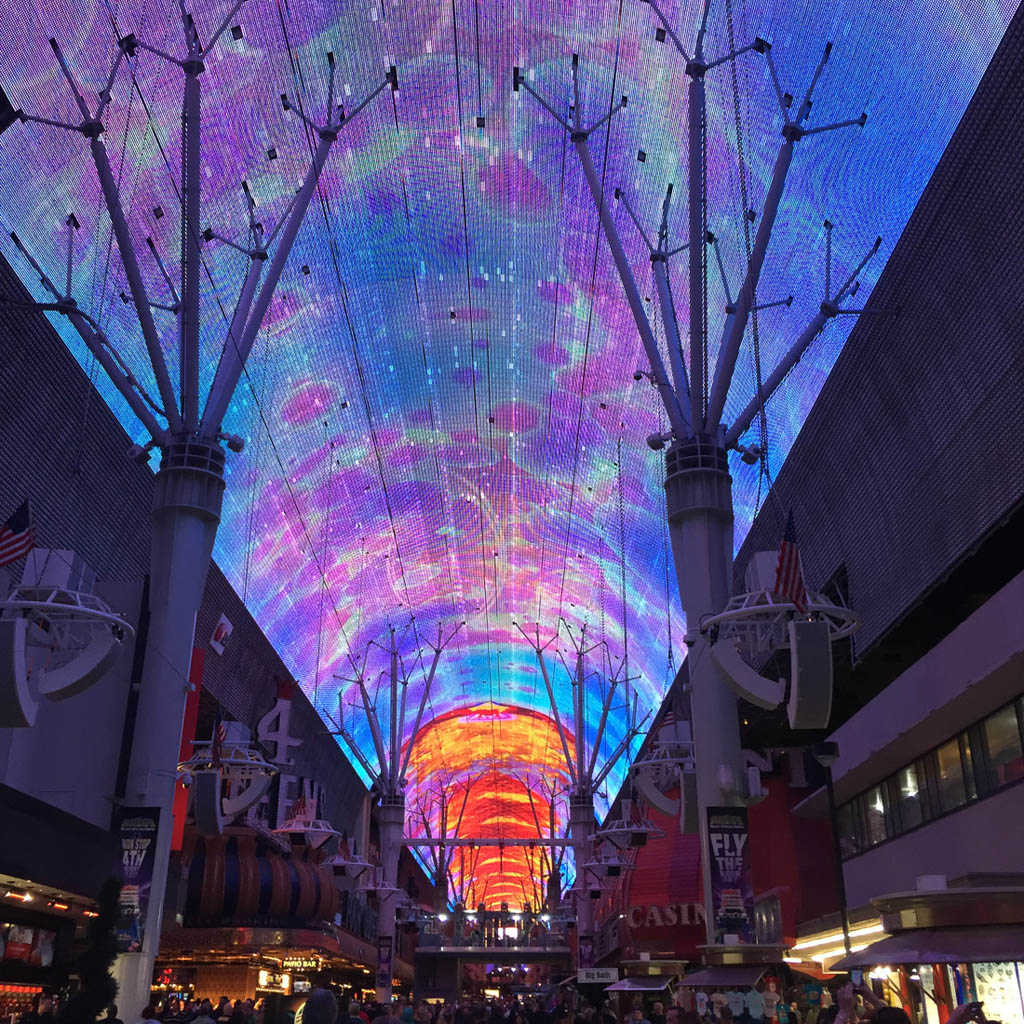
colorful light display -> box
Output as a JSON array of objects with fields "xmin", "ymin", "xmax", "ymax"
[{"xmin": 0, "ymin": 0, "xmax": 1013, "ymax": 906}]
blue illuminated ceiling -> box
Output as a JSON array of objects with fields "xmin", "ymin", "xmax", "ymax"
[{"xmin": 0, "ymin": 0, "xmax": 1014, "ymax": 904}]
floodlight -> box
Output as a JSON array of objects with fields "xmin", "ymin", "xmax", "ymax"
[
  {"xmin": 117, "ymin": 33, "xmax": 138, "ymax": 56},
  {"xmin": 219, "ymin": 433, "xmax": 245, "ymax": 453},
  {"xmin": 230, "ymin": 25, "xmax": 243, "ymax": 41}
]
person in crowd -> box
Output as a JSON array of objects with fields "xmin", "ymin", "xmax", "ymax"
[
  {"xmin": 134, "ymin": 1007, "xmax": 159, "ymax": 1024},
  {"xmin": 298, "ymin": 991, "xmax": 340, "ymax": 1024},
  {"xmin": 105, "ymin": 1004, "xmax": 126, "ymax": 1024},
  {"xmin": 649, "ymin": 1003, "xmax": 666, "ymax": 1024},
  {"xmin": 193, "ymin": 1000, "xmax": 218, "ymax": 1024},
  {"xmin": 18, "ymin": 993, "xmax": 57, "ymax": 1024}
]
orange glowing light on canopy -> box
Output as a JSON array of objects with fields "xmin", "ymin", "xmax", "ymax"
[
  {"xmin": 402, "ymin": 703, "xmax": 574, "ymax": 909},
  {"xmin": 402, "ymin": 701, "xmax": 575, "ymax": 793}
]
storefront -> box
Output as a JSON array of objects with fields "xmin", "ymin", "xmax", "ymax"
[
  {"xmin": 831, "ymin": 886, "xmax": 1024, "ymax": 1024},
  {"xmin": 0, "ymin": 873, "xmax": 97, "ymax": 1016}
]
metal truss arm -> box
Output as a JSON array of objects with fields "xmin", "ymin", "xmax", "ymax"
[
  {"xmin": 356, "ymin": 675, "xmax": 390, "ymax": 783},
  {"xmin": 516, "ymin": 63, "xmax": 689, "ymax": 437},
  {"xmin": 329, "ymin": 708, "xmax": 380, "ymax": 784},
  {"xmin": 7, "ymin": 232, "xmax": 170, "ymax": 443},
  {"xmin": 201, "ymin": 68, "xmax": 395, "ymax": 435},
  {"xmin": 725, "ymin": 233, "xmax": 882, "ymax": 447},
  {"xmin": 396, "ymin": 620, "xmax": 462, "ymax": 785},
  {"xmin": 706, "ymin": 42, "xmax": 867, "ymax": 434},
  {"xmin": 574, "ymin": 138, "xmax": 690, "ymax": 437},
  {"xmin": 592, "ymin": 709, "xmax": 650, "ymax": 791}
]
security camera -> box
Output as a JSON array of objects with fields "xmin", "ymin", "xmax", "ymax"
[
  {"xmin": 219, "ymin": 432, "xmax": 246, "ymax": 453},
  {"xmin": 682, "ymin": 631, "xmax": 698, "ymax": 648},
  {"xmin": 739, "ymin": 443, "xmax": 762, "ymax": 465},
  {"xmin": 127, "ymin": 442, "xmax": 154, "ymax": 464}
]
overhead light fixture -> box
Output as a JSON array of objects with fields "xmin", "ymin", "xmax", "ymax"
[{"xmin": 5, "ymin": 890, "xmax": 32, "ymax": 902}]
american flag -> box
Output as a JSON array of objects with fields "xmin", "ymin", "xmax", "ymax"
[
  {"xmin": 774, "ymin": 509, "xmax": 807, "ymax": 612},
  {"xmin": 0, "ymin": 500, "xmax": 35, "ymax": 569}
]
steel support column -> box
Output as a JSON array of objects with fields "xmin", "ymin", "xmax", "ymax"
[
  {"xmin": 663, "ymin": 436, "xmax": 743, "ymax": 945},
  {"xmin": 113, "ymin": 440, "xmax": 225, "ymax": 1012},
  {"xmin": 378, "ymin": 793, "xmax": 406, "ymax": 1002}
]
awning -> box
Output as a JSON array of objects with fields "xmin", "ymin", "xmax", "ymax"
[
  {"xmin": 680, "ymin": 966, "xmax": 766, "ymax": 988},
  {"xmin": 831, "ymin": 926, "xmax": 1024, "ymax": 970},
  {"xmin": 605, "ymin": 976, "xmax": 675, "ymax": 992}
]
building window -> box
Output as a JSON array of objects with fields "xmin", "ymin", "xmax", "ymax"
[
  {"xmin": 838, "ymin": 695, "xmax": 1024, "ymax": 860},
  {"xmin": 862, "ymin": 785, "xmax": 888, "ymax": 845},
  {"xmin": 982, "ymin": 704, "xmax": 1024, "ymax": 789},
  {"xmin": 837, "ymin": 800, "xmax": 863, "ymax": 858},
  {"xmin": 961, "ymin": 734, "xmax": 978, "ymax": 801},
  {"xmin": 934, "ymin": 737, "xmax": 968, "ymax": 813},
  {"xmin": 896, "ymin": 764, "xmax": 925, "ymax": 830}
]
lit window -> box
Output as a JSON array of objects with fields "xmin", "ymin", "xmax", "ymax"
[
  {"xmin": 897, "ymin": 764, "xmax": 924, "ymax": 830},
  {"xmin": 862, "ymin": 786, "xmax": 887, "ymax": 845},
  {"xmin": 982, "ymin": 705, "xmax": 1024, "ymax": 789},
  {"xmin": 935, "ymin": 738, "xmax": 967, "ymax": 813}
]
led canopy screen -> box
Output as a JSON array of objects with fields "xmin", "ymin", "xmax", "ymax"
[{"xmin": 0, "ymin": 0, "xmax": 1014, "ymax": 906}]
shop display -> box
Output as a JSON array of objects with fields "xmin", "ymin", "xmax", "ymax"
[{"xmin": 970, "ymin": 962, "xmax": 1024, "ymax": 1024}]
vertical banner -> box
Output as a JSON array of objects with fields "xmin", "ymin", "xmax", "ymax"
[
  {"xmin": 375, "ymin": 934, "xmax": 393, "ymax": 989},
  {"xmin": 113, "ymin": 806, "xmax": 161, "ymax": 952},
  {"xmin": 706, "ymin": 806, "xmax": 755, "ymax": 943},
  {"xmin": 578, "ymin": 933, "xmax": 595, "ymax": 969}
]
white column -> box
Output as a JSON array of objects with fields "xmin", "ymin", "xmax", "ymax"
[
  {"xmin": 377, "ymin": 793, "xmax": 405, "ymax": 1002},
  {"xmin": 113, "ymin": 440, "xmax": 225, "ymax": 1018},
  {"xmin": 663, "ymin": 438, "xmax": 744, "ymax": 945}
]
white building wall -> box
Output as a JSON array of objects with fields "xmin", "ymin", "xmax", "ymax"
[
  {"xmin": 822, "ymin": 567, "xmax": 1024, "ymax": 904},
  {"xmin": 842, "ymin": 784, "xmax": 1024, "ymax": 906}
]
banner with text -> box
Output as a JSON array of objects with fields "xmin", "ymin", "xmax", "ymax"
[
  {"xmin": 376, "ymin": 934, "xmax": 394, "ymax": 989},
  {"xmin": 706, "ymin": 805, "xmax": 755, "ymax": 943},
  {"xmin": 113, "ymin": 806, "xmax": 161, "ymax": 952}
]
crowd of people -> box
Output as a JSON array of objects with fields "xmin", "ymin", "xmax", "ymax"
[{"xmin": 11, "ymin": 980, "xmax": 1001, "ymax": 1024}]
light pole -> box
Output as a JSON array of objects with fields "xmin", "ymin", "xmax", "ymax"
[
  {"xmin": 329, "ymin": 621, "xmax": 462, "ymax": 1003},
  {"xmin": 516, "ymin": 621, "xmax": 647, "ymax": 960},
  {"xmin": 814, "ymin": 740, "xmax": 851, "ymax": 957},
  {"xmin": 0, "ymin": 13, "xmax": 396, "ymax": 1015},
  {"xmin": 515, "ymin": 2, "xmax": 876, "ymax": 948}
]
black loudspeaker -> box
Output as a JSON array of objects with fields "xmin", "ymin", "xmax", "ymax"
[
  {"xmin": 193, "ymin": 769, "xmax": 225, "ymax": 835},
  {"xmin": 787, "ymin": 620, "xmax": 833, "ymax": 729}
]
